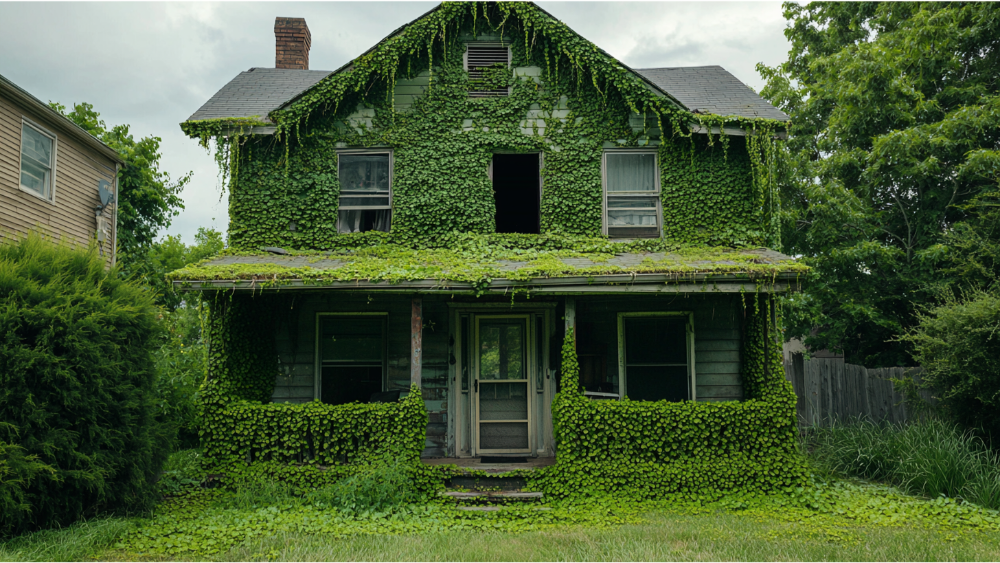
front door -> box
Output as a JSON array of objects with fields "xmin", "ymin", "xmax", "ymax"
[{"xmin": 474, "ymin": 315, "xmax": 533, "ymax": 455}]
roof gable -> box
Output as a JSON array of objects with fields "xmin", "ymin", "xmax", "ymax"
[{"xmin": 182, "ymin": 2, "xmax": 788, "ymax": 137}]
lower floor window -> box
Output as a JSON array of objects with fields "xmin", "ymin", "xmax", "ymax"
[
  {"xmin": 620, "ymin": 314, "xmax": 692, "ymax": 401},
  {"xmin": 318, "ymin": 315, "xmax": 386, "ymax": 405}
]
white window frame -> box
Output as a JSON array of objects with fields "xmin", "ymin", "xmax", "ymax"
[
  {"xmin": 617, "ymin": 311, "xmax": 696, "ymax": 402},
  {"xmin": 602, "ymin": 149, "xmax": 662, "ymax": 239},
  {"xmin": 18, "ymin": 118, "xmax": 58, "ymax": 204},
  {"xmin": 335, "ymin": 149, "xmax": 393, "ymax": 234},
  {"xmin": 464, "ymin": 42, "xmax": 512, "ymax": 97},
  {"xmin": 313, "ymin": 312, "xmax": 389, "ymax": 402}
]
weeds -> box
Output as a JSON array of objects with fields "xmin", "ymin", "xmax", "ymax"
[{"xmin": 805, "ymin": 418, "xmax": 1000, "ymax": 509}]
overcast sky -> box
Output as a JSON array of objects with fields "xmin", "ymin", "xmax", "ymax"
[{"xmin": 1, "ymin": 1, "xmax": 792, "ymax": 245}]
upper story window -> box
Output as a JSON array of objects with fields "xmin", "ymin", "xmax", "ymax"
[
  {"xmin": 465, "ymin": 43, "xmax": 511, "ymax": 97},
  {"xmin": 19, "ymin": 120, "xmax": 57, "ymax": 202},
  {"xmin": 602, "ymin": 150, "xmax": 661, "ymax": 239},
  {"xmin": 337, "ymin": 151, "xmax": 391, "ymax": 233}
]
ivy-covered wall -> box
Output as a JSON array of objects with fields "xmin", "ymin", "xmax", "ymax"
[
  {"xmin": 185, "ymin": 2, "xmax": 781, "ymax": 252},
  {"xmin": 533, "ymin": 293, "xmax": 806, "ymax": 498}
]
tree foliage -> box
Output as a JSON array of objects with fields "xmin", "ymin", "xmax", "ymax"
[
  {"xmin": 0, "ymin": 233, "xmax": 168, "ymax": 537},
  {"xmin": 759, "ymin": 2, "xmax": 1000, "ymax": 366},
  {"xmin": 49, "ymin": 102, "xmax": 191, "ymax": 282}
]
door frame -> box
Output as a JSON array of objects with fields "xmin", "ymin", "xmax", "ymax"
[
  {"xmin": 472, "ymin": 314, "xmax": 534, "ymax": 455},
  {"xmin": 448, "ymin": 303, "xmax": 556, "ymax": 458}
]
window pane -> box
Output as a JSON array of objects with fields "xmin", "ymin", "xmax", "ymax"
[
  {"xmin": 321, "ymin": 317, "xmax": 383, "ymax": 363},
  {"xmin": 626, "ymin": 366, "xmax": 688, "ymax": 402},
  {"xmin": 20, "ymin": 159, "xmax": 49, "ymax": 196},
  {"xmin": 607, "ymin": 153, "xmax": 656, "ymax": 192},
  {"xmin": 608, "ymin": 225, "xmax": 659, "ymax": 239},
  {"xmin": 321, "ymin": 366, "xmax": 383, "ymax": 405},
  {"xmin": 21, "ymin": 126, "xmax": 52, "ymax": 166},
  {"xmin": 338, "ymin": 209, "xmax": 391, "ymax": 233},
  {"xmin": 625, "ymin": 317, "xmax": 687, "ymax": 364},
  {"xmin": 608, "ymin": 208, "xmax": 658, "ymax": 227},
  {"xmin": 339, "ymin": 154, "xmax": 390, "ymax": 192},
  {"xmin": 479, "ymin": 320, "xmax": 525, "ymax": 380}
]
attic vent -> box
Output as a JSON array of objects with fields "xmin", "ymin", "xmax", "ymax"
[{"xmin": 465, "ymin": 44, "xmax": 511, "ymax": 97}]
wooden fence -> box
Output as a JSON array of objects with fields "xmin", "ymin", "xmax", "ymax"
[{"xmin": 783, "ymin": 355, "xmax": 934, "ymax": 428}]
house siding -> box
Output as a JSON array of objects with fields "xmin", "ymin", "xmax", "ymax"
[{"xmin": 0, "ymin": 93, "xmax": 117, "ymax": 267}]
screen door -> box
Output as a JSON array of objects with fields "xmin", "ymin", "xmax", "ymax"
[{"xmin": 474, "ymin": 316, "xmax": 532, "ymax": 454}]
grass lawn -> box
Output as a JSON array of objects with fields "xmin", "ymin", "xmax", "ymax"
[
  {"xmin": 3, "ymin": 484, "xmax": 1000, "ymax": 562},
  {"xmin": 211, "ymin": 510, "xmax": 1000, "ymax": 562}
]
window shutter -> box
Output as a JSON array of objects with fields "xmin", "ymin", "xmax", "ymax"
[{"xmin": 466, "ymin": 44, "xmax": 510, "ymax": 97}]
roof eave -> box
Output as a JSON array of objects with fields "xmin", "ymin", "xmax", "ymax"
[
  {"xmin": 0, "ymin": 74, "xmax": 125, "ymax": 165},
  {"xmin": 172, "ymin": 271, "xmax": 804, "ymax": 294}
]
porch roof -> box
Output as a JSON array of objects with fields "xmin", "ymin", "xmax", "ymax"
[{"xmin": 168, "ymin": 246, "xmax": 806, "ymax": 294}]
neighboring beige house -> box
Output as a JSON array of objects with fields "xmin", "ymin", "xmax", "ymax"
[{"xmin": 0, "ymin": 73, "xmax": 123, "ymax": 266}]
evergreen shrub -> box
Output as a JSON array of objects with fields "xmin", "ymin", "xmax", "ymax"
[{"xmin": 0, "ymin": 232, "xmax": 168, "ymax": 537}]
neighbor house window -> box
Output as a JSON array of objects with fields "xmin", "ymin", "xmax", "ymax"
[
  {"xmin": 316, "ymin": 314, "xmax": 387, "ymax": 405},
  {"xmin": 465, "ymin": 43, "xmax": 511, "ymax": 97},
  {"xmin": 617, "ymin": 312, "xmax": 694, "ymax": 402},
  {"xmin": 603, "ymin": 151, "xmax": 661, "ymax": 238},
  {"xmin": 19, "ymin": 120, "xmax": 56, "ymax": 201},
  {"xmin": 337, "ymin": 152, "xmax": 391, "ymax": 233}
]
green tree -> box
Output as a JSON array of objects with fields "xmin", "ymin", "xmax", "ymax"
[
  {"xmin": 49, "ymin": 102, "xmax": 191, "ymax": 283},
  {"xmin": 758, "ymin": 2, "xmax": 1000, "ymax": 366},
  {"xmin": 148, "ymin": 227, "xmax": 225, "ymax": 309}
]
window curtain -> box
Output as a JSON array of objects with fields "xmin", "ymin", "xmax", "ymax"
[
  {"xmin": 338, "ymin": 210, "xmax": 391, "ymax": 233},
  {"xmin": 606, "ymin": 153, "xmax": 656, "ymax": 192}
]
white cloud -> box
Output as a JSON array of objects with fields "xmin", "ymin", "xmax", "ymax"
[{"xmin": 0, "ymin": 2, "xmax": 790, "ymax": 245}]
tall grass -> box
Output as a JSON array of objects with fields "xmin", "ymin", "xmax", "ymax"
[{"xmin": 806, "ymin": 418, "xmax": 1000, "ymax": 509}]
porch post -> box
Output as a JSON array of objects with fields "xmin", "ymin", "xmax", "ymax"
[
  {"xmin": 564, "ymin": 297, "xmax": 576, "ymax": 344},
  {"xmin": 411, "ymin": 297, "xmax": 422, "ymax": 388}
]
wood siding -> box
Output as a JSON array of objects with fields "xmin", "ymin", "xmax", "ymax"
[{"xmin": 0, "ymin": 94, "xmax": 117, "ymax": 267}]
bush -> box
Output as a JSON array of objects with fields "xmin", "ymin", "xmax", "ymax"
[
  {"xmin": 806, "ymin": 419, "xmax": 1000, "ymax": 509},
  {"xmin": 304, "ymin": 461, "xmax": 421, "ymax": 512},
  {"xmin": 152, "ymin": 306, "xmax": 206, "ymax": 449},
  {"xmin": 0, "ymin": 233, "xmax": 169, "ymax": 537},
  {"xmin": 902, "ymin": 287, "xmax": 1000, "ymax": 439}
]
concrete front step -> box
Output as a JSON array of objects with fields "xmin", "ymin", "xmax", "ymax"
[
  {"xmin": 441, "ymin": 491, "xmax": 543, "ymax": 499},
  {"xmin": 457, "ymin": 505, "xmax": 552, "ymax": 511}
]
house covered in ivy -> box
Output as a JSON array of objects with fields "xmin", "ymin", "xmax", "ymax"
[{"xmin": 174, "ymin": 2, "xmax": 806, "ymax": 494}]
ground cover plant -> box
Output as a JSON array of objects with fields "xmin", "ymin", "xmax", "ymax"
[{"xmin": 0, "ymin": 232, "xmax": 168, "ymax": 537}]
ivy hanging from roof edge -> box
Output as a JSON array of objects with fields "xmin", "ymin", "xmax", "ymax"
[{"xmin": 180, "ymin": 1, "xmax": 784, "ymax": 251}]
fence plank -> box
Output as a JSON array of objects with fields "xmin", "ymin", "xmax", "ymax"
[{"xmin": 784, "ymin": 357, "xmax": 932, "ymax": 428}]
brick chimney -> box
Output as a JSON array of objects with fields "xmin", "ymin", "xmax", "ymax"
[{"xmin": 275, "ymin": 17, "xmax": 311, "ymax": 70}]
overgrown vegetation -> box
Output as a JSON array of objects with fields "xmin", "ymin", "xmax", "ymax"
[
  {"xmin": 536, "ymin": 300, "xmax": 807, "ymax": 498},
  {"xmin": 806, "ymin": 419, "xmax": 1000, "ymax": 510},
  {"xmin": 0, "ymin": 233, "xmax": 168, "ymax": 537},
  {"xmin": 759, "ymin": 3, "xmax": 1000, "ymax": 366},
  {"xmin": 182, "ymin": 2, "xmax": 782, "ymax": 252}
]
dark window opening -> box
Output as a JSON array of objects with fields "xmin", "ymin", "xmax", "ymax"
[
  {"xmin": 493, "ymin": 153, "xmax": 540, "ymax": 234},
  {"xmin": 319, "ymin": 316, "xmax": 385, "ymax": 405},
  {"xmin": 624, "ymin": 317, "xmax": 689, "ymax": 402}
]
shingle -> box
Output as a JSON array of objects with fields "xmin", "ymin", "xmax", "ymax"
[
  {"xmin": 635, "ymin": 66, "xmax": 788, "ymax": 122},
  {"xmin": 186, "ymin": 67, "xmax": 332, "ymax": 122}
]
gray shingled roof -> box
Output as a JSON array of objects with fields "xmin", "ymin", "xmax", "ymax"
[
  {"xmin": 635, "ymin": 66, "xmax": 788, "ymax": 122},
  {"xmin": 186, "ymin": 67, "xmax": 331, "ymax": 122}
]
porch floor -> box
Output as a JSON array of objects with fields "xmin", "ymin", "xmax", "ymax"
[{"xmin": 422, "ymin": 457, "xmax": 556, "ymax": 473}]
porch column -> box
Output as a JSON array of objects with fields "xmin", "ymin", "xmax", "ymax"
[
  {"xmin": 564, "ymin": 297, "xmax": 576, "ymax": 344},
  {"xmin": 411, "ymin": 297, "xmax": 422, "ymax": 388}
]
